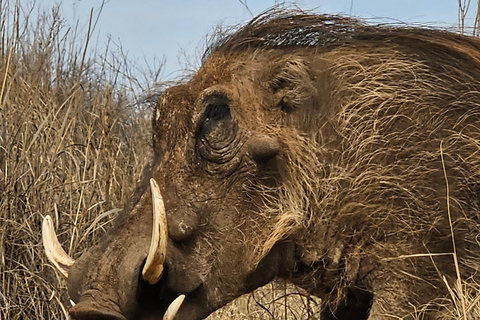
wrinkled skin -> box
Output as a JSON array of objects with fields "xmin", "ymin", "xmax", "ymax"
[
  {"xmin": 60, "ymin": 12, "xmax": 480, "ymax": 320},
  {"xmin": 67, "ymin": 51, "xmax": 303, "ymax": 319}
]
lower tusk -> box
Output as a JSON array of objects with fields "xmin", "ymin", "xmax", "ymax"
[
  {"xmin": 142, "ymin": 178, "xmax": 168, "ymax": 284},
  {"xmin": 42, "ymin": 216, "xmax": 75, "ymax": 279},
  {"xmin": 163, "ymin": 295, "xmax": 185, "ymax": 320}
]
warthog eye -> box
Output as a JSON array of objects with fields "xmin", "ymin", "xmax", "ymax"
[
  {"xmin": 200, "ymin": 102, "xmax": 230, "ymax": 135},
  {"xmin": 195, "ymin": 95, "xmax": 239, "ymax": 163}
]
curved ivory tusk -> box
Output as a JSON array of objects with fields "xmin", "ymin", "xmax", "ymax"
[
  {"xmin": 42, "ymin": 216, "xmax": 75, "ymax": 279},
  {"xmin": 142, "ymin": 178, "xmax": 168, "ymax": 284},
  {"xmin": 163, "ymin": 295, "xmax": 185, "ymax": 320}
]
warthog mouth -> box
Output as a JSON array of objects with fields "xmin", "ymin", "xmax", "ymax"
[
  {"xmin": 42, "ymin": 179, "xmax": 203, "ymax": 320},
  {"xmin": 152, "ymin": 279, "xmax": 212, "ymax": 320}
]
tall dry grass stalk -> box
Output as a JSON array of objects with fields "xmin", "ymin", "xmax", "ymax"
[
  {"xmin": 459, "ymin": 0, "xmax": 480, "ymax": 35},
  {"xmin": 0, "ymin": 1, "xmax": 152, "ymax": 318},
  {"xmin": 474, "ymin": 0, "xmax": 480, "ymax": 35},
  {"xmin": 208, "ymin": 281, "xmax": 322, "ymax": 320}
]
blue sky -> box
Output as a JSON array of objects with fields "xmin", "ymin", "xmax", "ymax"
[{"xmin": 38, "ymin": 1, "xmax": 476, "ymax": 80}]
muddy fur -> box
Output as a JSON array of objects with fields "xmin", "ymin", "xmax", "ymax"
[
  {"xmin": 203, "ymin": 11, "xmax": 480, "ymax": 319},
  {"xmin": 66, "ymin": 10, "xmax": 480, "ymax": 320},
  {"xmin": 239, "ymin": 31, "xmax": 480, "ymax": 319},
  {"xmin": 274, "ymin": 48, "xmax": 480, "ymax": 317}
]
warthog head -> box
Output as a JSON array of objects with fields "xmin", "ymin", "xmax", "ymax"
[{"xmin": 43, "ymin": 10, "xmax": 480, "ymax": 320}]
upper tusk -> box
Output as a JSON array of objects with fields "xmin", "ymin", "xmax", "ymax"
[
  {"xmin": 142, "ymin": 178, "xmax": 168, "ymax": 285},
  {"xmin": 42, "ymin": 216, "xmax": 75, "ymax": 279},
  {"xmin": 163, "ymin": 295, "xmax": 185, "ymax": 320}
]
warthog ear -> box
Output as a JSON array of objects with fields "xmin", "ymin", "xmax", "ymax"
[{"xmin": 269, "ymin": 57, "xmax": 316, "ymax": 114}]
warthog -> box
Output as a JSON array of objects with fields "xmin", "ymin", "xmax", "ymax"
[{"xmin": 42, "ymin": 10, "xmax": 480, "ymax": 320}]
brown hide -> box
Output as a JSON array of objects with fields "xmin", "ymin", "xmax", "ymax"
[{"xmin": 49, "ymin": 10, "xmax": 480, "ymax": 320}]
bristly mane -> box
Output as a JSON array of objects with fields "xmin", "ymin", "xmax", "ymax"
[
  {"xmin": 204, "ymin": 9, "xmax": 361, "ymax": 56},
  {"xmin": 204, "ymin": 9, "xmax": 480, "ymax": 65},
  {"xmin": 217, "ymin": 10, "xmax": 361, "ymax": 50}
]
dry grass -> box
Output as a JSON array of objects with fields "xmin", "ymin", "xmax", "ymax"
[
  {"xmin": 0, "ymin": 1, "xmax": 152, "ymax": 318},
  {"xmin": 208, "ymin": 281, "xmax": 322, "ymax": 320}
]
